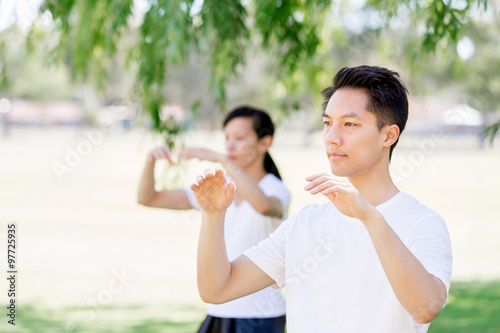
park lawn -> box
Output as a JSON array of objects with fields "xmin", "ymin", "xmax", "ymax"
[
  {"xmin": 429, "ymin": 280, "xmax": 500, "ymax": 333},
  {"xmin": 1, "ymin": 280, "xmax": 498, "ymax": 332},
  {"xmin": 3, "ymin": 302, "xmax": 206, "ymax": 333}
]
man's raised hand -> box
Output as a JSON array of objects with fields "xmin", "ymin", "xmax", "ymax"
[
  {"xmin": 304, "ymin": 173, "xmax": 377, "ymax": 222},
  {"xmin": 191, "ymin": 168, "xmax": 236, "ymax": 213}
]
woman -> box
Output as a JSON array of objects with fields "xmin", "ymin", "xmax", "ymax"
[{"xmin": 137, "ymin": 106, "xmax": 290, "ymax": 333}]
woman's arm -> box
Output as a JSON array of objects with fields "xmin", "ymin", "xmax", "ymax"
[
  {"xmin": 222, "ymin": 156, "xmax": 283, "ymax": 218},
  {"xmin": 137, "ymin": 146, "xmax": 192, "ymax": 210}
]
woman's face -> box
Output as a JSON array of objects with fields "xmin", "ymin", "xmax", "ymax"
[{"xmin": 224, "ymin": 117, "xmax": 265, "ymax": 169}]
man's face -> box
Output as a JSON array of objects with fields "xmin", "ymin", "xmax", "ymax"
[{"xmin": 322, "ymin": 88, "xmax": 393, "ymax": 178}]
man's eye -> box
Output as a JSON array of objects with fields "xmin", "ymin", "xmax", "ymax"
[
  {"xmin": 323, "ymin": 121, "xmax": 331, "ymax": 126},
  {"xmin": 345, "ymin": 122, "xmax": 357, "ymax": 127}
]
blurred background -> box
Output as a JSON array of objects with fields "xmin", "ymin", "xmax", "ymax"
[{"xmin": 0, "ymin": 0, "xmax": 499, "ymax": 332}]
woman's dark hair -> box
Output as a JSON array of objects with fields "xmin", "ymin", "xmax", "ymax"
[
  {"xmin": 223, "ymin": 106, "xmax": 282, "ymax": 180},
  {"xmin": 321, "ymin": 66, "xmax": 409, "ymax": 161}
]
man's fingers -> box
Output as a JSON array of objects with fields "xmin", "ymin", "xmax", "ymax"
[
  {"xmin": 212, "ymin": 168, "xmax": 227, "ymax": 183},
  {"xmin": 195, "ymin": 168, "xmax": 226, "ymax": 187},
  {"xmin": 190, "ymin": 183, "xmax": 199, "ymax": 192},
  {"xmin": 204, "ymin": 168, "xmax": 214, "ymax": 179},
  {"xmin": 215, "ymin": 167, "xmax": 224, "ymax": 178},
  {"xmin": 226, "ymin": 182, "xmax": 236, "ymax": 201},
  {"xmin": 321, "ymin": 185, "xmax": 348, "ymax": 195},
  {"xmin": 305, "ymin": 174, "xmax": 350, "ymax": 189},
  {"xmin": 196, "ymin": 175, "xmax": 206, "ymax": 186},
  {"xmin": 308, "ymin": 181, "xmax": 337, "ymax": 194},
  {"xmin": 305, "ymin": 173, "xmax": 329, "ymax": 182},
  {"xmin": 304, "ymin": 175, "xmax": 334, "ymax": 190}
]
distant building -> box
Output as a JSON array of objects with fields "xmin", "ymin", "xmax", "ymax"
[
  {"xmin": 5, "ymin": 99, "xmax": 85, "ymax": 127},
  {"xmin": 3, "ymin": 99, "xmax": 136, "ymax": 130},
  {"xmin": 442, "ymin": 104, "xmax": 484, "ymax": 134}
]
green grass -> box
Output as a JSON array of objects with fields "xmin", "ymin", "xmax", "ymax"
[
  {"xmin": 1, "ymin": 281, "xmax": 500, "ymax": 332},
  {"xmin": 0, "ymin": 302, "xmax": 206, "ymax": 333},
  {"xmin": 429, "ymin": 280, "xmax": 500, "ymax": 333}
]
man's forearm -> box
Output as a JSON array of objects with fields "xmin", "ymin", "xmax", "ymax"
[
  {"xmin": 197, "ymin": 210, "xmax": 232, "ymax": 303},
  {"xmin": 363, "ymin": 212, "xmax": 446, "ymax": 324}
]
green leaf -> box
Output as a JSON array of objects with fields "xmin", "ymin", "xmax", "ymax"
[{"xmin": 483, "ymin": 122, "xmax": 500, "ymax": 146}]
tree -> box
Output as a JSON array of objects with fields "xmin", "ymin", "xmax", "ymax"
[{"xmin": 2, "ymin": 0, "xmax": 496, "ymax": 144}]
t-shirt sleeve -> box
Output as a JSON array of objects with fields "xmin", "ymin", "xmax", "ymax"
[
  {"xmin": 260, "ymin": 175, "xmax": 291, "ymax": 219},
  {"xmin": 184, "ymin": 186, "xmax": 201, "ymax": 210},
  {"xmin": 243, "ymin": 217, "xmax": 290, "ymax": 289},
  {"xmin": 408, "ymin": 214, "xmax": 453, "ymax": 298}
]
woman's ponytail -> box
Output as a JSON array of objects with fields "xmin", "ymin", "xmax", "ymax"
[{"xmin": 264, "ymin": 152, "xmax": 282, "ymax": 180}]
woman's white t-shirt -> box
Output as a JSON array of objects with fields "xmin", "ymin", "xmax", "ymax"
[{"xmin": 185, "ymin": 173, "xmax": 291, "ymax": 318}]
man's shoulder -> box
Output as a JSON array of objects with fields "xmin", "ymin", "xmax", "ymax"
[
  {"xmin": 386, "ymin": 192, "xmax": 446, "ymax": 232},
  {"xmin": 395, "ymin": 192, "xmax": 441, "ymax": 218}
]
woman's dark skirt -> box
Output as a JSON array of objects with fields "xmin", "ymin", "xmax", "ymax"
[{"xmin": 197, "ymin": 314, "xmax": 286, "ymax": 333}]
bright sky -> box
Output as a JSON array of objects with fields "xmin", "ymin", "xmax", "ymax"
[
  {"xmin": 0, "ymin": 0, "xmax": 481, "ymax": 60},
  {"xmin": 0, "ymin": 0, "xmax": 44, "ymax": 31},
  {"xmin": 0, "ymin": 0, "xmax": 204, "ymax": 30}
]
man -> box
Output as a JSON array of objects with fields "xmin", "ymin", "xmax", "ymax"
[{"xmin": 191, "ymin": 66, "xmax": 452, "ymax": 332}]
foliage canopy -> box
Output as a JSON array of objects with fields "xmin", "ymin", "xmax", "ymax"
[{"xmin": 2, "ymin": 0, "xmax": 497, "ymax": 143}]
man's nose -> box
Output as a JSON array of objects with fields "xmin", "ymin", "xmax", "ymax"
[{"xmin": 324, "ymin": 125, "xmax": 342, "ymax": 146}]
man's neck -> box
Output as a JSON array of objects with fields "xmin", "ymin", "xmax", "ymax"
[{"xmin": 348, "ymin": 167, "xmax": 399, "ymax": 208}]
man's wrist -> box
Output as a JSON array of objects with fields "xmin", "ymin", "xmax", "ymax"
[
  {"xmin": 360, "ymin": 209, "xmax": 384, "ymax": 226},
  {"xmin": 203, "ymin": 209, "xmax": 227, "ymax": 220}
]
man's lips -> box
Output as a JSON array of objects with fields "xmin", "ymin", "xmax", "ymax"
[{"xmin": 327, "ymin": 152, "xmax": 347, "ymax": 159}]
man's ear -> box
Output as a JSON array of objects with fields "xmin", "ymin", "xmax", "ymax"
[
  {"xmin": 383, "ymin": 124, "xmax": 400, "ymax": 148},
  {"xmin": 259, "ymin": 135, "xmax": 273, "ymax": 152}
]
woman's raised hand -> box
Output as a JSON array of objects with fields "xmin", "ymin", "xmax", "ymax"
[
  {"xmin": 147, "ymin": 147, "xmax": 226, "ymax": 165},
  {"xmin": 147, "ymin": 146, "xmax": 175, "ymax": 163},
  {"xmin": 179, "ymin": 148, "xmax": 224, "ymax": 163},
  {"xmin": 190, "ymin": 168, "xmax": 236, "ymax": 213}
]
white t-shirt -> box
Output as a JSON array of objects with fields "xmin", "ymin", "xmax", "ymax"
[
  {"xmin": 244, "ymin": 191, "xmax": 453, "ymax": 332},
  {"xmin": 186, "ymin": 173, "xmax": 291, "ymax": 318}
]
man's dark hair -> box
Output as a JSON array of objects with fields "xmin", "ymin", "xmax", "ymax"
[{"xmin": 321, "ymin": 65, "xmax": 409, "ymax": 160}]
